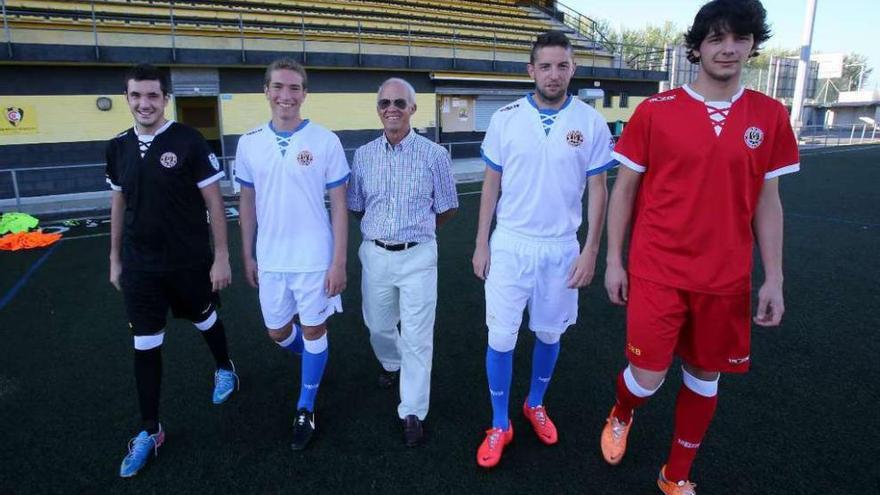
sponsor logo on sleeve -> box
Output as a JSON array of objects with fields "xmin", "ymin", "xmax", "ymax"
[
  {"xmin": 208, "ymin": 153, "xmax": 221, "ymax": 171},
  {"xmin": 649, "ymin": 95, "xmax": 676, "ymax": 103}
]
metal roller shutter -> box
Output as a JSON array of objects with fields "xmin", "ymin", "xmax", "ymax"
[{"xmin": 475, "ymin": 95, "xmax": 517, "ymax": 131}]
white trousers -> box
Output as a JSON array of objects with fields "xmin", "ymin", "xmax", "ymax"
[{"xmin": 359, "ymin": 239, "xmax": 438, "ymax": 420}]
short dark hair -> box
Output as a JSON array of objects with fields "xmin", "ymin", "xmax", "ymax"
[
  {"xmin": 684, "ymin": 0, "xmax": 771, "ymax": 63},
  {"xmin": 264, "ymin": 58, "xmax": 308, "ymax": 89},
  {"xmin": 530, "ymin": 31, "xmax": 572, "ymax": 64},
  {"xmin": 124, "ymin": 64, "xmax": 170, "ymax": 95}
]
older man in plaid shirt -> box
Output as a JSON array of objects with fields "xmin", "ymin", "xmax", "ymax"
[{"xmin": 347, "ymin": 77, "xmax": 458, "ymax": 447}]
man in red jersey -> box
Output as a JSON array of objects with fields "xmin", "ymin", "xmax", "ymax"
[{"xmin": 598, "ymin": 1, "xmax": 799, "ymax": 493}]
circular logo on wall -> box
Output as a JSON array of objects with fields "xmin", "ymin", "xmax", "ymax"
[
  {"xmin": 6, "ymin": 107, "xmax": 23, "ymax": 127},
  {"xmin": 297, "ymin": 150, "xmax": 314, "ymax": 166},
  {"xmin": 744, "ymin": 127, "xmax": 764, "ymax": 149},
  {"xmin": 160, "ymin": 151, "xmax": 178, "ymax": 168},
  {"xmin": 566, "ymin": 130, "xmax": 584, "ymax": 147}
]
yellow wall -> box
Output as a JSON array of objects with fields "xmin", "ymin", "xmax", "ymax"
[
  {"xmin": 220, "ymin": 92, "xmax": 437, "ymax": 135},
  {"xmin": 0, "ymin": 92, "xmax": 438, "ymax": 145},
  {"xmin": 1, "ymin": 91, "xmax": 630, "ymax": 145},
  {"xmin": 595, "ymin": 96, "xmax": 645, "ymax": 122},
  {"xmin": 0, "ymin": 95, "xmax": 178, "ymax": 145}
]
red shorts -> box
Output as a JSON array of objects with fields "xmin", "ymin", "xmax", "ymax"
[{"xmin": 626, "ymin": 275, "xmax": 751, "ymax": 373}]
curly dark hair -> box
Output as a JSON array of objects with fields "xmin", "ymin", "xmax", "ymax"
[
  {"xmin": 530, "ymin": 31, "xmax": 572, "ymax": 64},
  {"xmin": 684, "ymin": 0, "xmax": 771, "ymax": 64}
]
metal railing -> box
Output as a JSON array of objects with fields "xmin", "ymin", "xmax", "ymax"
[
  {"xmin": 530, "ymin": 0, "xmax": 612, "ymax": 50},
  {"xmin": 3, "ymin": 126, "xmax": 879, "ymax": 210},
  {"xmin": 0, "ymin": 141, "xmax": 486, "ymax": 208},
  {"xmin": 796, "ymin": 124, "xmax": 880, "ymax": 148},
  {"xmin": 0, "ymin": 1, "xmax": 669, "ymax": 73}
]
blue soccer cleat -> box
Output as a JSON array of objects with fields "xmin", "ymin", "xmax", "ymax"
[
  {"xmin": 212, "ymin": 360, "xmax": 239, "ymax": 404},
  {"xmin": 119, "ymin": 425, "xmax": 165, "ymax": 477}
]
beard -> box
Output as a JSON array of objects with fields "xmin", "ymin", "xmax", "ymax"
[{"xmin": 535, "ymin": 84, "xmax": 567, "ymax": 104}]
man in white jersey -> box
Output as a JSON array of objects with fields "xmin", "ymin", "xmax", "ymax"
[
  {"xmin": 472, "ymin": 31, "xmax": 614, "ymax": 468},
  {"xmin": 235, "ymin": 58, "xmax": 349, "ymax": 451}
]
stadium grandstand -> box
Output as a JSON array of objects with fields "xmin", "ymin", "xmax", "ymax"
[{"xmin": 0, "ymin": 0, "xmax": 668, "ymax": 199}]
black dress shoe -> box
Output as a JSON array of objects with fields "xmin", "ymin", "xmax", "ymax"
[
  {"xmin": 402, "ymin": 415, "xmax": 423, "ymax": 447},
  {"xmin": 377, "ymin": 369, "xmax": 399, "ymax": 389}
]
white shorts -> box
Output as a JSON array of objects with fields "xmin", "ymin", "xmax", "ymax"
[
  {"xmin": 258, "ymin": 270, "xmax": 342, "ymax": 329},
  {"xmin": 485, "ymin": 227, "xmax": 579, "ymax": 335}
]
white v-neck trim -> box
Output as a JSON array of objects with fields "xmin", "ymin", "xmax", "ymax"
[
  {"xmin": 682, "ymin": 84, "xmax": 744, "ymax": 104},
  {"xmin": 135, "ymin": 119, "xmax": 174, "ymax": 139}
]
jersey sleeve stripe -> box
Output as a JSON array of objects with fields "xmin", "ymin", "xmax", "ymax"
[
  {"xmin": 197, "ymin": 171, "xmax": 225, "ymax": 189},
  {"xmin": 764, "ymin": 163, "xmax": 800, "ymax": 180},
  {"xmin": 105, "ymin": 178, "xmax": 122, "ymax": 191},
  {"xmin": 480, "ymin": 148, "xmax": 502, "ymax": 172},
  {"xmin": 325, "ymin": 172, "xmax": 350, "ymax": 190},
  {"xmin": 611, "ymin": 151, "xmax": 646, "ymax": 173},
  {"xmin": 586, "ymin": 159, "xmax": 619, "ymax": 177},
  {"xmin": 235, "ymin": 177, "xmax": 254, "ymax": 188}
]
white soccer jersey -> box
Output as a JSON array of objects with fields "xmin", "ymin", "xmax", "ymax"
[
  {"xmin": 235, "ymin": 120, "xmax": 350, "ymax": 272},
  {"xmin": 481, "ymin": 94, "xmax": 614, "ymax": 240}
]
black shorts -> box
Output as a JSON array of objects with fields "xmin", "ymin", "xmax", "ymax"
[{"xmin": 121, "ymin": 268, "xmax": 220, "ymax": 335}]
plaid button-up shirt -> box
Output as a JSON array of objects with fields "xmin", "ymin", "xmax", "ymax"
[{"xmin": 348, "ymin": 130, "xmax": 458, "ymax": 243}]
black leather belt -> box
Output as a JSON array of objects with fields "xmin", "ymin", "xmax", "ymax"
[{"xmin": 374, "ymin": 240, "xmax": 419, "ymax": 251}]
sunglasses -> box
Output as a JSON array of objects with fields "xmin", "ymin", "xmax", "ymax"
[{"xmin": 378, "ymin": 98, "xmax": 408, "ymax": 110}]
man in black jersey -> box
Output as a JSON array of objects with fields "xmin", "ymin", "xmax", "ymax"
[{"xmin": 106, "ymin": 64, "xmax": 237, "ymax": 478}]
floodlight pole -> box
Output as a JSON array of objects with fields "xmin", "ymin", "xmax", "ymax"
[{"xmin": 790, "ymin": 0, "xmax": 817, "ymax": 132}]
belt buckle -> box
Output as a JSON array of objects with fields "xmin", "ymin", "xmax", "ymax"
[{"xmin": 375, "ymin": 240, "xmax": 416, "ymax": 251}]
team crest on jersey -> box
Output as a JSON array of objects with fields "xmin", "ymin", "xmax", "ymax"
[
  {"xmin": 744, "ymin": 127, "xmax": 764, "ymax": 149},
  {"xmin": 566, "ymin": 130, "xmax": 584, "ymax": 147},
  {"xmin": 159, "ymin": 151, "xmax": 178, "ymax": 168},
  {"xmin": 608, "ymin": 136, "xmax": 616, "ymax": 150},
  {"xmin": 297, "ymin": 150, "xmax": 314, "ymax": 166},
  {"xmin": 208, "ymin": 153, "xmax": 221, "ymax": 171}
]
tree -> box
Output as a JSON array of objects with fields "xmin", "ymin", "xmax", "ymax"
[
  {"xmin": 592, "ymin": 20, "xmax": 684, "ymax": 71},
  {"xmin": 593, "ymin": 19, "xmax": 683, "ymax": 48},
  {"xmin": 747, "ymin": 47, "xmax": 797, "ymax": 71},
  {"xmin": 813, "ymin": 52, "xmax": 874, "ymax": 103},
  {"xmin": 840, "ymin": 53, "xmax": 873, "ymax": 91}
]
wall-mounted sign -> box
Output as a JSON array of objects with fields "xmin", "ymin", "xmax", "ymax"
[{"xmin": 1, "ymin": 104, "xmax": 38, "ymax": 135}]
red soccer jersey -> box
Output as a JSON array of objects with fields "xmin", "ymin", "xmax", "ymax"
[{"xmin": 612, "ymin": 85, "xmax": 800, "ymax": 295}]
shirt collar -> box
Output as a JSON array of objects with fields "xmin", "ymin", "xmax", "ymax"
[
  {"xmin": 134, "ymin": 119, "xmax": 174, "ymax": 139},
  {"xmin": 382, "ymin": 128, "xmax": 415, "ymax": 151},
  {"xmin": 682, "ymin": 84, "xmax": 744, "ymax": 104},
  {"xmin": 526, "ymin": 93, "xmax": 572, "ymax": 114},
  {"xmin": 269, "ymin": 118, "xmax": 309, "ymax": 137}
]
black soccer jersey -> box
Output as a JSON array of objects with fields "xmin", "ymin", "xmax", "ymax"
[{"xmin": 105, "ymin": 121, "xmax": 224, "ymax": 271}]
